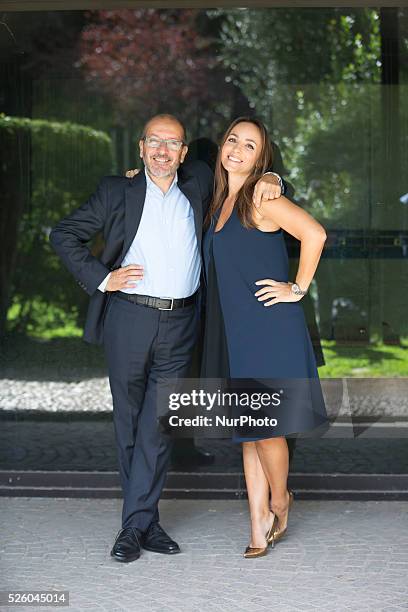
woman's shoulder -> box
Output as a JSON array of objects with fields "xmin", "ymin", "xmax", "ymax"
[
  {"xmin": 256, "ymin": 195, "xmax": 297, "ymax": 218},
  {"xmin": 258, "ymin": 194, "xmax": 293, "ymax": 210},
  {"xmin": 252, "ymin": 196, "xmax": 289, "ymax": 231}
]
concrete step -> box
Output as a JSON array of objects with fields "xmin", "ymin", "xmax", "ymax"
[{"xmin": 1, "ymin": 470, "xmax": 407, "ymax": 500}]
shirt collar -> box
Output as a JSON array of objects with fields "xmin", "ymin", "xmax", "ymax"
[{"xmin": 144, "ymin": 168, "xmax": 178, "ymax": 196}]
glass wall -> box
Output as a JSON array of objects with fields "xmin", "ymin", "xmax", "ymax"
[{"xmin": 1, "ymin": 7, "xmax": 407, "ymax": 476}]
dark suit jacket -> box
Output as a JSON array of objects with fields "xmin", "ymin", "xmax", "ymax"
[{"xmin": 49, "ymin": 161, "xmax": 214, "ymax": 345}]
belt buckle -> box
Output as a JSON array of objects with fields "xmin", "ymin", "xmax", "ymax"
[{"xmin": 158, "ymin": 297, "xmax": 174, "ymax": 311}]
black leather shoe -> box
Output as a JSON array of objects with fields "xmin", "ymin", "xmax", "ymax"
[
  {"xmin": 110, "ymin": 527, "xmax": 142, "ymax": 563},
  {"xmin": 141, "ymin": 522, "xmax": 180, "ymax": 554}
]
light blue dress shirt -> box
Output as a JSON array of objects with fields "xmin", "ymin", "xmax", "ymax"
[{"xmin": 99, "ymin": 169, "xmax": 201, "ymax": 298}]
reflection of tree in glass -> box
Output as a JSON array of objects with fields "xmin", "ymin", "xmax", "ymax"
[
  {"xmin": 77, "ymin": 9, "xmax": 217, "ymax": 124},
  {"xmin": 207, "ymin": 8, "xmax": 405, "ymax": 347},
  {"xmin": 0, "ymin": 116, "xmax": 113, "ymax": 337},
  {"xmin": 208, "ymin": 7, "xmax": 382, "ymax": 223}
]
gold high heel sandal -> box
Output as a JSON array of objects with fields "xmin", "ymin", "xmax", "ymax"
[
  {"xmin": 267, "ymin": 490, "xmax": 294, "ymax": 548},
  {"xmin": 243, "ymin": 514, "xmax": 275, "ymax": 559},
  {"xmin": 243, "ymin": 544, "xmax": 268, "ymax": 559}
]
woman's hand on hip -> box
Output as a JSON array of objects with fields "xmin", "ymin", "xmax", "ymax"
[{"xmin": 254, "ymin": 279, "xmax": 302, "ymax": 306}]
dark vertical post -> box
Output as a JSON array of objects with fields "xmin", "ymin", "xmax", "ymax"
[
  {"xmin": 380, "ymin": 7, "xmax": 400, "ymax": 179},
  {"xmin": 368, "ymin": 8, "xmax": 401, "ymax": 341}
]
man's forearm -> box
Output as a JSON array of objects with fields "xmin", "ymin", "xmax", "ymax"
[
  {"xmin": 50, "ymin": 226, "xmax": 110, "ymax": 295},
  {"xmin": 49, "ymin": 179, "xmax": 111, "ymax": 296}
]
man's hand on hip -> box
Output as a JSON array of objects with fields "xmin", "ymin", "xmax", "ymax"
[
  {"xmin": 253, "ymin": 173, "xmax": 282, "ymax": 208},
  {"xmin": 106, "ymin": 265, "xmax": 144, "ymax": 291}
]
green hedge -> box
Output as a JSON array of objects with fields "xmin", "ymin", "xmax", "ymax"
[
  {"xmin": 0, "ymin": 113, "xmax": 113, "ymax": 195},
  {"xmin": 0, "ymin": 114, "xmax": 114, "ymax": 336}
]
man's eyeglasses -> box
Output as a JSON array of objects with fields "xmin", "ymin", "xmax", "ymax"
[{"xmin": 143, "ymin": 136, "xmax": 185, "ymax": 151}]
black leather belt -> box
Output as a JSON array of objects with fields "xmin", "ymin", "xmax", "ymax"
[{"xmin": 115, "ymin": 291, "xmax": 197, "ymax": 311}]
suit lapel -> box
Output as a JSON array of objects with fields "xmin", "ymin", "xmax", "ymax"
[{"xmin": 121, "ymin": 173, "xmax": 147, "ymax": 260}]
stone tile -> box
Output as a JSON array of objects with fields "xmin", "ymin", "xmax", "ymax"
[{"xmin": 0, "ymin": 499, "xmax": 407, "ymax": 610}]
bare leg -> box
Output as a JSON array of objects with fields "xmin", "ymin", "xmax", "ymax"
[
  {"xmin": 242, "ymin": 441, "xmax": 274, "ymax": 548},
  {"xmin": 255, "ymin": 436, "xmax": 290, "ymax": 533}
]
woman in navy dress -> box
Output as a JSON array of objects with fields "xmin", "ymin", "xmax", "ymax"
[{"xmin": 202, "ymin": 117, "xmax": 328, "ymax": 558}]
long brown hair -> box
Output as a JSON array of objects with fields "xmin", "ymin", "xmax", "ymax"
[{"xmin": 205, "ymin": 117, "xmax": 273, "ymax": 229}]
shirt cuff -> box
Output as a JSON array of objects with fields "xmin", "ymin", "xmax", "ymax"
[{"xmin": 97, "ymin": 272, "xmax": 111, "ymax": 293}]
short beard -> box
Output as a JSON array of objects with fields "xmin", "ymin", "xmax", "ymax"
[{"xmin": 144, "ymin": 155, "xmax": 179, "ymax": 179}]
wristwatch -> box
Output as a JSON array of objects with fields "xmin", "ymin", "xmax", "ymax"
[
  {"xmin": 263, "ymin": 171, "xmax": 284, "ymax": 192},
  {"xmin": 290, "ymin": 282, "xmax": 308, "ymax": 296}
]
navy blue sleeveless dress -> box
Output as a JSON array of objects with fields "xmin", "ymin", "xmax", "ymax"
[{"xmin": 202, "ymin": 208, "xmax": 328, "ymax": 442}]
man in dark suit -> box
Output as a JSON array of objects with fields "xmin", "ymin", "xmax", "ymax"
[{"xmin": 50, "ymin": 114, "xmax": 282, "ymax": 563}]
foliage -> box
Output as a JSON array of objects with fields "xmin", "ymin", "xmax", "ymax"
[
  {"xmin": 208, "ymin": 8, "xmax": 381, "ymax": 126},
  {"xmin": 0, "ymin": 114, "xmax": 112, "ymax": 190},
  {"xmin": 207, "ymin": 8, "xmax": 382, "ymax": 224},
  {"xmin": 7, "ymin": 299, "xmax": 82, "ymax": 339},
  {"xmin": 279, "ymin": 85, "xmax": 381, "ymax": 225},
  {"xmin": 0, "ymin": 114, "xmax": 113, "ymax": 334},
  {"xmin": 77, "ymin": 9, "xmax": 219, "ymax": 128},
  {"xmin": 319, "ymin": 339, "xmax": 408, "ymax": 377}
]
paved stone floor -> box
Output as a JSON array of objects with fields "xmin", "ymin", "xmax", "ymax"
[{"xmin": 0, "ymin": 498, "xmax": 407, "ymax": 612}]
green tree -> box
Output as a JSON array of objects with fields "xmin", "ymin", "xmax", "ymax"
[{"xmin": 0, "ymin": 115, "xmax": 113, "ymax": 337}]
